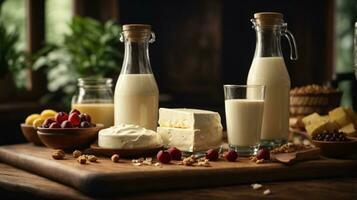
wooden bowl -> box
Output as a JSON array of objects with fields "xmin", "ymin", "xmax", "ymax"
[
  {"xmin": 20, "ymin": 124, "xmax": 43, "ymax": 145},
  {"xmin": 37, "ymin": 124, "xmax": 103, "ymax": 150},
  {"xmin": 311, "ymin": 138, "xmax": 357, "ymax": 158},
  {"xmin": 89, "ymin": 143, "xmax": 163, "ymax": 158}
]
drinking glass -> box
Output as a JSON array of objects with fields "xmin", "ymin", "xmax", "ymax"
[{"xmin": 224, "ymin": 85, "xmax": 265, "ymax": 156}]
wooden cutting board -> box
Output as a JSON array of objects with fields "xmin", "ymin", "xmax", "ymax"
[{"xmin": 0, "ymin": 144, "xmax": 357, "ymax": 197}]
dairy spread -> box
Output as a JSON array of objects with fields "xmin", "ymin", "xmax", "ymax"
[
  {"xmin": 157, "ymin": 108, "xmax": 223, "ymax": 152},
  {"xmin": 98, "ymin": 124, "xmax": 163, "ymax": 149}
]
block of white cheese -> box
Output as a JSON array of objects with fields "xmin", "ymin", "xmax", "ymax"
[
  {"xmin": 158, "ymin": 126, "xmax": 222, "ymax": 152},
  {"xmin": 157, "ymin": 108, "xmax": 223, "ymax": 152},
  {"xmin": 159, "ymin": 108, "xmax": 222, "ymax": 130},
  {"xmin": 98, "ymin": 124, "xmax": 163, "ymax": 149}
]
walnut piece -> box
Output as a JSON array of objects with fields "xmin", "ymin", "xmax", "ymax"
[
  {"xmin": 77, "ymin": 155, "xmax": 87, "ymax": 164},
  {"xmin": 87, "ymin": 155, "xmax": 98, "ymax": 162},
  {"xmin": 72, "ymin": 150, "xmax": 82, "ymax": 158},
  {"xmin": 52, "ymin": 149, "xmax": 65, "ymax": 160},
  {"xmin": 111, "ymin": 154, "xmax": 120, "ymax": 163}
]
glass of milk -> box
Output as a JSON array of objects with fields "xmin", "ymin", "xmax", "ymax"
[{"xmin": 224, "ymin": 85, "xmax": 265, "ymax": 156}]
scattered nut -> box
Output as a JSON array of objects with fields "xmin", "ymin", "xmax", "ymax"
[
  {"xmin": 154, "ymin": 162, "xmax": 162, "ymax": 167},
  {"xmin": 256, "ymin": 159, "xmax": 265, "ymax": 164},
  {"xmin": 182, "ymin": 156, "xmax": 196, "ymax": 166},
  {"xmin": 263, "ymin": 189, "xmax": 271, "ymax": 195},
  {"xmin": 72, "ymin": 150, "xmax": 82, "ymax": 158},
  {"xmin": 52, "ymin": 149, "xmax": 65, "ymax": 160},
  {"xmin": 142, "ymin": 158, "xmax": 153, "ymax": 165},
  {"xmin": 132, "ymin": 158, "xmax": 144, "ymax": 163},
  {"xmin": 111, "ymin": 154, "xmax": 120, "ymax": 163},
  {"xmin": 197, "ymin": 158, "xmax": 211, "ymax": 167},
  {"xmin": 133, "ymin": 162, "xmax": 142, "ymax": 166},
  {"xmin": 87, "ymin": 155, "xmax": 98, "ymax": 162},
  {"xmin": 77, "ymin": 155, "xmax": 87, "ymax": 164},
  {"xmin": 251, "ymin": 183, "xmax": 263, "ymax": 190}
]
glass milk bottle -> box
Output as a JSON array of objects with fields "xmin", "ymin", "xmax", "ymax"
[
  {"xmin": 247, "ymin": 12, "xmax": 298, "ymax": 147},
  {"xmin": 114, "ymin": 24, "xmax": 159, "ymax": 131}
]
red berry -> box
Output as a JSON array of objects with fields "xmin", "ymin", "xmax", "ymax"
[
  {"xmin": 49, "ymin": 122, "xmax": 61, "ymax": 128},
  {"xmin": 80, "ymin": 121, "xmax": 91, "ymax": 128},
  {"xmin": 205, "ymin": 149, "xmax": 219, "ymax": 161},
  {"xmin": 68, "ymin": 113, "xmax": 81, "ymax": 126},
  {"xmin": 55, "ymin": 112, "xmax": 68, "ymax": 124},
  {"xmin": 157, "ymin": 150, "xmax": 171, "ymax": 164},
  {"xmin": 79, "ymin": 113, "xmax": 91, "ymax": 123},
  {"xmin": 224, "ymin": 150, "xmax": 238, "ymax": 162},
  {"xmin": 42, "ymin": 118, "xmax": 55, "ymax": 128},
  {"xmin": 61, "ymin": 120, "xmax": 73, "ymax": 128},
  {"xmin": 70, "ymin": 109, "xmax": 81, "ymax": 115},
  {"xmin": 167, "ymin": 147, "xmax": 182, "ymax": 160},
  {"xmin": 256, "ymin": 148, "xmax": 270, "ymax": 160}
]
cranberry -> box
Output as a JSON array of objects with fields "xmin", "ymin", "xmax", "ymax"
[
  {"xmin": 49, "ymin": 122, "xmax": 61, "ymax": 128},
  {"xmin": 167, "ymin": 147, "xmax": 182, "ymax": 160},
  {"xmin": 68, "ymin": 113, "xmax": 81, "ymax": 127},
  {"xmin": 224, "ymin": 150, "xmax": 238, "ymax": 162},
  {"xmin": 55, "ymin": 112, "xmax": 68, "ymax": 124},
  {"xmin": 80, "ymin": 121, "xmax": 91, "ymax": 128},
  {"xmin": 61, "ymin": 120, "xmax": 73, "ymax": 128},
  {"xmin": 70, "ymin": 109, "xmax": 81, "ymax": 115},
  {"xmin": 79, "ymin": 113, "xmax": 91, "ymax": 123},
  {"xmin": 42, "ymin": 118, "xmax": 55, "ymax": 128},
  {"xmin": 205, "ymin": 149, "xmax": 219, "ymax": 161},
  {"xmin": 256, "ymin": 148, "xmax": 270, "ymax": 160},
  {"xmin": 157, "ymin": 150, "xmax": 171, "ymax": 164}
]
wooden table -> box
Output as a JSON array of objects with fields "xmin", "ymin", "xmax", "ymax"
[{"xmin": 0, "ymin": 162, "xmax": 356, "ymax": 200}]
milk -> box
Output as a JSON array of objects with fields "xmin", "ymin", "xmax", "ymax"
[
  {"xmin": 225, "ymin": 99, "xmax": 264, "ymax": 146},
  {"xmin": 72, "ymin": 103, "xmax": 114, "ymax": 128},
  {"xmin": 247, "ymin": 57, "xmax": 290, "ymax": 140},
  {"xmin": 114, "ymin": 74, "xmax": 159, "ymax": 131}
]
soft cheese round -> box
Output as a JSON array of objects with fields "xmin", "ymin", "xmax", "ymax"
[{"xmin": 98, "ymin": 124, "xmax": 163, "ymax": 149}]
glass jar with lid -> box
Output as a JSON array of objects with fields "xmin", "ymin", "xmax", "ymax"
[{"xmin": 72, "ymin": 78, "xmax": 114, "ymax": 128}]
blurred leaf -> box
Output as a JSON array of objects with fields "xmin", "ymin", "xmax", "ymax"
[{"xmin": 33, "ymin": 16, "xmax": 123, "ymax": 106}]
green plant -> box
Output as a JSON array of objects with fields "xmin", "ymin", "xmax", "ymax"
[
  {"xmin": 0, "ymin": 21, "xmax": 27, "ymax": 80},
  {"xmin": 33, "ymin": 16, "xmax": 123, "ymax": 106}
]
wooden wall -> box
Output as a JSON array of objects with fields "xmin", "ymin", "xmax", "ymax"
[{"xmin": 117, "ymin": 0, "xmax": 335, "ymax": 109}]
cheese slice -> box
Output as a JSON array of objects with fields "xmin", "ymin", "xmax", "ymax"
[
  {"xmin": 339, "ymin": 123, "xmax": 357, "ymax": 137},
  {"xmin": 305, "ymin": 120, "xmax": 339, "ymax": 137},
  {"xmin": 157, "ymin": 126, "xmax": 222, "ymax": 152},
  {"xmin": 328, "ymin": 107, "xmax": 352, "ymax": 128},
  {"xmin": 158, "ymin": 108, "xmax": 222, "ymax": 131}
]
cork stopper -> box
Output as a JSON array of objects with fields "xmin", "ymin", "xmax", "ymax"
[
  {"xmin": 122, "ymin": 24, "xmax": 151, "ymax": 42},
  {"xmin": 253, "ymin": 12, "xmax": 284, "ymax": 26}
]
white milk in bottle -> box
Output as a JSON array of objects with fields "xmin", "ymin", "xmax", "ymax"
[
  {"xmin": 247, "ymin": 12, "xmax": 298, "ymax": 147},
  {"xmin": 114, "ymin": 24, "xmax": 159, "ymax": 131}
]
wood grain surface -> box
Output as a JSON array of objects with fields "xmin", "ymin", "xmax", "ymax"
[
  {"xmin": 0, "ymin": 143, "xmax": 357, "ymax": 197},
  {"xmin": 1, "ymin": 162, "xmax": 357, "ymax": 200}
]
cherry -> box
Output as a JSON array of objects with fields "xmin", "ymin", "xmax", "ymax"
[
  {"xmin": 80, "ymin": 121, "xmax": 91, "ymax": 128},
  {"xmin": 70, "ymin": 109, "xmax": 81, "ymax": 115},
  {"xmin": 55, "ymin": 112, "xmax": 68, "ymax": 124},
  {"xmin": 79, "ymin": 113, "xmax": 91, "ymax": 123},
  {"xmin": 42, "ymin": 118, "xmax": 55, "ymax": 128},
  {"xmin": 224, "ymin": 150, "xmax": 238, "ymax": 162},
  {"xmin": 167, "ymin": 147, "xmax": 182, "ymax": 160},
  {"xmin": 68, "ymin": 113, "xmax": 81, "ymax": 127},
  {"xmin": 256, "ymin": 148, "xmax": 270, "ymax": 160},
  {"xmin": 205, "ymin": 149, "xmax": 219, "ymax": 161},
  {"xmin": 61, "ymin": 120, "xmax": 73, "ymax": 128},
  {"xmin": 49, "ymin": 122, "xmax": 61, "ymax": 128},
  {"xmin": 157, "ymin": 150, "xmax": 171, "ymax": 164}
]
